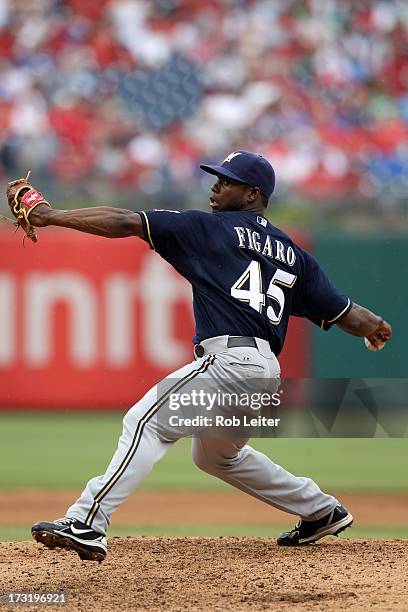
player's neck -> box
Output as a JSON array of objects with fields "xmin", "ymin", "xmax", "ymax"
[{"xmin": 242, "ymin": 204, "xmax": 266, "ymax": 216}]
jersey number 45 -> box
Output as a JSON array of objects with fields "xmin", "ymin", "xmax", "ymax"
[{"xmin": 231, "ymin": 261, "xmax": 297, "ymax": 325}]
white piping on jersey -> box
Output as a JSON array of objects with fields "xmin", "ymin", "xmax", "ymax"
[{"xmin": 321, "ymin": 298, "xmax": 351, "ymax": 329}]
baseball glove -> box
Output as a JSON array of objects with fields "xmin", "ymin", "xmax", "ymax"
[{"xmin": 6, "ymin": 171, "xmax": 50, "ymax": 243}]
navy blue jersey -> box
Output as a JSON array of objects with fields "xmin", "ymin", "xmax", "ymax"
[{"xmin": 140, "ymin": 210, "xmax": 351, "ymax": 355}]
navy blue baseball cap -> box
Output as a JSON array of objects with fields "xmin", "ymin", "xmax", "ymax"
[{"xmin": 200, "ymin": 151, "xmax": 275, "ymax": 199}]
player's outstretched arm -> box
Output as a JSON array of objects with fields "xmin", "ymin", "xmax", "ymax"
[
  {"xmin": 337, "ymin": 303, "xmax": 392, "ymax": 349},
  {"xmin": 28, "ymin": 204, "xmax": 144, "ymax": 239}
]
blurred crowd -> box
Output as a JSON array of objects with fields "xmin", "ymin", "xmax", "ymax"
[{"xmin": 0, "ymin": 0, "xmax": 408, "ymax": 210}]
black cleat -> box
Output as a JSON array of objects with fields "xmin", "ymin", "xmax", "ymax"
[
  {"xmin": 32, "ymin": 517, "xmax": 107, "ymax": 562},
  {"xmin": 277, "ymin": 504, "xmax": 353, "ymax": 546}
]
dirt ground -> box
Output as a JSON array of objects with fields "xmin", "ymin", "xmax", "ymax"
[
  {"xmin": 1, "ymin": 489, "xmax": 408, "ymax": 527},
  {"xmin": 1, "ymin": 490, "xmax": 407, "ymax": 610},
  {"xmin": 0, "ymin": 538, "xmax": 407, "ymax": 611}
]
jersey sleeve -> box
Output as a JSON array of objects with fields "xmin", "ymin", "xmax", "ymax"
[
  {"xmin": 140, "ymin": 210, "xmax": 211, "ymax": 259},
  {"xmin": 292, "ymin": 250, "xmax": 352, "ymax": 330}
]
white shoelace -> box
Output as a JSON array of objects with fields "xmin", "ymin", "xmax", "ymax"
[{"xmin": 55, "ymin": 517, "xmax": 76, "ymax": 526}]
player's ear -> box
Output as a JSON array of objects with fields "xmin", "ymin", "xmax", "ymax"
[{"xmin": 247, "ymin": 186, "xmax": 260, "ymax": 203}]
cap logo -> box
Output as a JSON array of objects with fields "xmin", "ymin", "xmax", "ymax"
[{"xmin": 223, "ymin": 152, "xmax": 242, "ymax": 163}]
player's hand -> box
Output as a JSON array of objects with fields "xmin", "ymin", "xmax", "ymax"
[{"xmin": 365, "ymin": 319, "xmax": 392, "ymax": 349}]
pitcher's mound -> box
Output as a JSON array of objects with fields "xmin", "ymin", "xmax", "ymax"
[{"xmin": 1, "ymin": 537, "xmax": 407, "ymax": 611}]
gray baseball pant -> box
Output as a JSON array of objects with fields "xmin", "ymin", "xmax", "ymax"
[{"xmin": 67, "ymin": 336, "xmax": 338, "ymax": 535}]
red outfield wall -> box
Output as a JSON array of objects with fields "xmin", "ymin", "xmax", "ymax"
[{"xmin": 0, "ymin": 229, "xmax": 309, "ymax": 409}]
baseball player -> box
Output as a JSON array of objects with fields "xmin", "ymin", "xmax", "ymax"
[{"xmin": 10, "ymin": 152, "xmax": 391, "ymax": 561}]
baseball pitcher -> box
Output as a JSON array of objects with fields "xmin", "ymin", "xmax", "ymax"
[{"xmin": 6, "ymin": 152, "xmax": 391, "ymax": 561}]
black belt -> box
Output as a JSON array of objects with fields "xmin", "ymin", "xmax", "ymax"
[
  {"xmin": 194, "ymin": 336, "xmax": 257, "ymax": 358},
  {"xmin": 227, "ymin": 337, "xmax": 257, "ymax": 349}
]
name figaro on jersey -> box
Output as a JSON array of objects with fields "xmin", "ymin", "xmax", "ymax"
[{"xmin": 234, "ymin": 226, "xmax": 296, "ymax": 267}]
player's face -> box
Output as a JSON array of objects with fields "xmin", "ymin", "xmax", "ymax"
[{"xmin": 209, "ymin": 175, "xmax": 250, "ymax": 212}]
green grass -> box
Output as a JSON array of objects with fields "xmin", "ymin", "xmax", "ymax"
[
  {"xmin": 1, "ymin": 413, "xmax": 407, "ymax": 491},
  {"xmin": 2, "ymin": 524, "xmax": 407, "ymax": 542}
]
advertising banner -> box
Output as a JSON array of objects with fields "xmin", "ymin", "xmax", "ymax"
[{"xmin": 0, "ymin": 229, "xmax": 308, "ymax": 409}]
